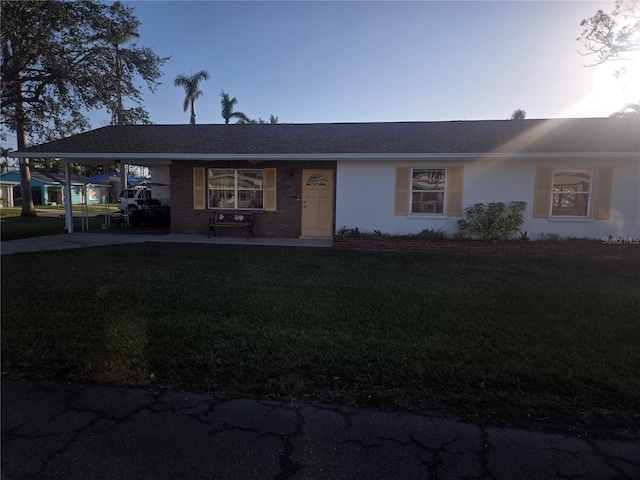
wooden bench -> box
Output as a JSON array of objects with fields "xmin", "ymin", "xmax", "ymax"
[{"xmin": 208, "ymin": 212, "xmax": 254, "ymax": 239}]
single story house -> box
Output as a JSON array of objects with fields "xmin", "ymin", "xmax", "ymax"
[
  {"xmin": 87, "ymin": 173, "xmax": 144, "ymax": 186},
  {"xmin": 0, "ymin": 170, "xmax": 109, "ymax": 207},
  {"xmin": 10, "ymin": 118, "xmax": 640, "ymax": 239},
  {"xmin": 0, "ymin": 178, "xmax": 19, "ymax": 207},
  {"xmin": 87, "ymin": 173, "xmax": 144, "ymax": 202}
]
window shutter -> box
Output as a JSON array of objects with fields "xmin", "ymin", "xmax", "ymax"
[
  {"xmin": 593, "ymin": 166, "xmax": 613, "ymax": 220},
  {"xmin": 446, "ymin": 166, "xmax": 464, "ymax": 217},
  {"xmin": 193, "ymin": 167, "xmax": 206, "ymax": 210},
  {"xmin": 264, "ymin": 168, "xmax": 277, "ymax": 212},
  {"xmin": 533, "ymin": 167, "xmax": 553, "ymax": 218},
  {"xmin": 394, "ymin": 167, "xmax": 410, "ymax": 216}
]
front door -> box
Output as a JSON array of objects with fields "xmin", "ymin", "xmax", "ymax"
[{"xmin": 301, "ymin": 169, "xmax": 334, "ymax": 237}]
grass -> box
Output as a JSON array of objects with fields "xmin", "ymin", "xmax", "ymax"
[
  {"xmin": 2, "ymin": 244, "xmax": 639, "ymax": 433},
  {"xmin": 1, "ymin": 204, "xmax": 116, "ymax": 215},
  {"xmin": 0, "ymin": 214, "xmax": 110, "ymax": 241}
]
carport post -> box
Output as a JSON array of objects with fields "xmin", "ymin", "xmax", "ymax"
[{"xmin": 64, "ymin": 161, "xmax": 73, "ymax": 233}]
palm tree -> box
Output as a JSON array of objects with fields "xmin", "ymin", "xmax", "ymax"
[
  {"xmin": 1, "ymin": 146, "xmax": 13, "ymax": 173},
  {"xmin": 236, "ymin": 114, "xmax": 279, "ymax": 125},
  {"xmin": 105, "ymin": 8, "xmax": 139, "ymax": 192},
  {"xmin": 104, "ymin": 3, "xmax": 140, "ymax": 126},
  {"xmin": 174, "ymin": 70, "xmax": 210, "ymax": 125},
  {"xmin": 220, "ymin": 90, "xmax": 249, "ymax": 124}
]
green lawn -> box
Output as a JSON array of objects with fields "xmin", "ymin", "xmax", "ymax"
[
  {"xmin": 1, "ymin": 204, "xmax": 116, "ymax": 215},
  {"xmin": 2, "ymin": 244, "xmax": 639, "ymax": 432},
  {"xmin": 0, "ymin": 214, "xmax": 110, "ymax": 241}
]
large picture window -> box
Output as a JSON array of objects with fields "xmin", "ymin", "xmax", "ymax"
[
  {"xmin": 411, "ymin": 168, "xmax": 446, "ymax": 214},
  {"xmin": 551, "ymin": 168, "xmax": 592, "ymax": 217},
  {"xmin": 208, "ymin": 169, "xmax": 264, "ymax": 210}
]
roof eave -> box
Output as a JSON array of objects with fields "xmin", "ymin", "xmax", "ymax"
[{"xmin": 9, "ymin": 152, "xmax": 640, "ymax": 161}]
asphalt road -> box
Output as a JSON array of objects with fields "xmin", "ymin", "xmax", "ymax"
[{"xmin": 2, "ymin": 379, "xmax": 639, "ymax": 480}]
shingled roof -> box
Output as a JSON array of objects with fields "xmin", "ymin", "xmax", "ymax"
[{"xmin": 15, "ymin": 118, "xmax": 640, "ymax": 159}]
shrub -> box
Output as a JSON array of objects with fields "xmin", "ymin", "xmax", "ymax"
[
  {"xmin": 412, "ymin": 227, "xmax": 449, "ymax": 240},
  {"xmin": 457, "ymin": 201, "xmax": 527, "ymax": 241},
  {"xmin": 538, "ymin": 232, "xmax": 564, "ymax": 243},
  {"xmin": 336, "ymin": 226, "xmax": 349, "ymax": 237},
  {"xmin": 337, "ymin": 226, "xmax": 361, "ymax": 238},
  {"xmin": 336, "ymin": 227, "xmax": 448, "ymax": 240}
]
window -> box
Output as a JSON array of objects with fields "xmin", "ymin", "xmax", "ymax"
[
  {"xmin": 411, "ymin": 168, "xmax": 446, "ymax": 214},
  {"xmin": 306, "ymin": 173, "xmax": 329, "ymax": 186},
  {"xmin": 551, "ymin": 168, "xmax": 592, "ymax": 217},
  {"xmin": 395, "ymin": 166, "xmax": 463, "ymax": 217},
  {"xmin": 208, "ymin": 169, "xmax": 264, "ymax": 210}
]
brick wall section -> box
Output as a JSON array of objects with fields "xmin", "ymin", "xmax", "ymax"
[
  {"xmin": 333, "ymin": 237, "xmax": 640, "ymax": 258},
  {"xmin": 170, "ymin": 160, "xmax": 336, "ymax": 237}
]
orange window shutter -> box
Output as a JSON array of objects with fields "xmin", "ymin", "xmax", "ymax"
[
  {"xmin": 593, "ymin": 166, "xmax": 613, "ymax": 220},
  {"xmin": 395, "ymin": 167, "xmax": 410, "ymax": 216},
  {"xmin": 264, "ymin": 168, "xmax": 277, "ymax": 212},
  {"xmin": 447, "ymin": 166, "xmax": 464, "ymax": 217},
  {"xmin": 533, "ymin": 167, "xmax": 553, "ymax": 218},
  {"xmin": 193, "ymin": 167, "xmax": 206, "ymax": 210}
]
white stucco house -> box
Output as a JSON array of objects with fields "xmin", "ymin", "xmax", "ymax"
[{"xmin": 12, "ymin": 117, "xmax": 640, "ymax": 239}]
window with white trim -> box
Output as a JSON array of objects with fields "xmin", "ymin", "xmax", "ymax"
[
  {"xmin": 208, "ymin": 169, "xmax": 264, "ymax": 210},
  {"xmin": 411, "ymin": 168, "xmax": 446, "ymax": 214},
  {"xmin": 551, "ymin": 168, "xmax": 592, "ymax": 217}
]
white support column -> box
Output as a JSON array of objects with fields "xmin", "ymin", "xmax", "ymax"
[{"xmin": 64, "ymin": 161, "xmax": 73, "ymax": 233}]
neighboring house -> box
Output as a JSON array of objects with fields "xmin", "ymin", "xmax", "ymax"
[
  {"xmin": 0, "ymin": 179, "xmax": 19, "ymax": 207},
  {"xmin": 11, "ymin": 118, "xmax": 640, "ymax": 238},
  {"xmin": 87, "ymin": 173, "xmax": 144, "ymax": 187},
  {"xmin": 87, "ymin": 174, "xmax": 144, "ymax": 202},
  {"xmin": 0, "ymin": 170, "xmax": 109, "ymax": 206}
]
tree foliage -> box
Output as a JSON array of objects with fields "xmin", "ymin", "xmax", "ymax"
[
  {"xmin": 510, "ymin": 109, "xmax": 526, "ymax": 120},
  {"xmin": 1, "ymin": 146, "xmax": 13, "ymax": 173},
  {"xmin": 237, "ymin": 114, "xmax": 280, "ymax": 125},
  {"xmin": 1, "ymin": 0, "xmax": 167, "ymax": 141},
  {"xmin": 1, "ymin": 0, "xmax": 168, "ymax": 215},
  {"xmin": 174, "ymin": 70, "xmax": 210, "ymax": 125},
  {"xmin": 609, "ymin": 102, "xmax": 640, "ymax": 117},
  {"xmin": 578, "ymin": 0, "xmax": 640, "ymax": 68}
]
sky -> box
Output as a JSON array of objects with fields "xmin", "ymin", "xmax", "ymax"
[
  {"xmin": 3, "ymin": 0, "xmax": 639, "ymax": 151},
  {"xmin": 117, "ymin": 0, "xmax": 638, "ymax": 126}
]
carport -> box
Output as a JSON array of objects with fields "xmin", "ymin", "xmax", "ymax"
[{"xmin": 9, "ymin": 152, "xmax": 171, "ymax": 233}]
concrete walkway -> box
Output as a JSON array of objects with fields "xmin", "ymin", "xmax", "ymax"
[
  {"xmin": 2, "ymin": 379, "xmax": 638, "ymax": 480},
  {"xmin": 1, "ymin": 231, "xmax": 333, "ymax": 255}
]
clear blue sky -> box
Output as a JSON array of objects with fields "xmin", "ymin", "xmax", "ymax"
[
  {"xmin": 108, "ymin": 0, "xmax": 636, "ymax": 127},
  {"xmin": 3, "ymin": 0, "xmax": 639, "ymax": 153}
]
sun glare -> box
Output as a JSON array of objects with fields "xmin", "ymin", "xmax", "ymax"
[
  {"xmin": 570, "ymin": 23, "xmax": 640, "ymax": 119},
  {"xmin": 570, "ymin": 55, "xmax": 640, "ymax": 117}
]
